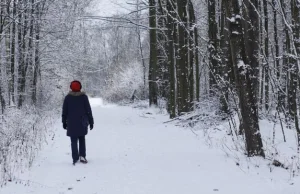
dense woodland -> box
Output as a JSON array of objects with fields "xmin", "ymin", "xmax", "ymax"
[
  {"xmin": 1, "ymin": 0, "xmax": 300, "ymax": 183},
  {"xmin": 146, "ymin": 0, "xmax": 300, "ymax": 158},
  {"xmin": 0, "ymin": 0, "xmax": 92, "ymax": 182}
]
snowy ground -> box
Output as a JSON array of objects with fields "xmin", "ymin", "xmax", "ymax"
[{"xmin": 1, "ymin": 99, "xmax": 300, "ymax": 194}]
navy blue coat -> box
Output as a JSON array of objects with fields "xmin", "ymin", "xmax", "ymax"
[{"xmin": 62, "ymin": 92, "xmax": 94, "ymax": 137}]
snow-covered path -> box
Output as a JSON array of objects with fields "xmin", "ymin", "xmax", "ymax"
[{"xmin": 1, "ymin": 100, "xmax": 298, "ymax": 194}]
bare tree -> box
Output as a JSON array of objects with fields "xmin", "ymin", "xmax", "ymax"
[{"xmin": 225, "ymin": 0, "xmax": 265, "ymax": 157}]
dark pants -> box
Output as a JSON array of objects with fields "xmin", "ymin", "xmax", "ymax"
[{"xmin": 70, "ymin": 136, "xmax": 86, "ymax": 162}]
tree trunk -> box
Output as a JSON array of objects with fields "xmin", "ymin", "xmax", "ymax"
[
  {"xmin": 148, "ymin": 0, "xmax": 158, "ymax": 106},
  {"xmin": 219, "ymin": 0, "xmax": 229, "ymax": 113},
  {"xmin": 6, "ymin": 0, "xmax": 11, "ymax": 105},
  {"xmin": 17, "ymin": 0, "xmax": 23, "ymax": 107},
  {"xmin": 290, "ymin": 0, "xmax": 300, "ymax": 146},
  {"xmin": 208, "ymin": 0, "xmax": 218, "ymax": 93},
  {"xmin": 272, "ymin": 0, "xmax": 282, "ymax": 110},
  {"xmin": 167, "ymin": 0, "xmax": 176, "ymax": 118},
  {"xmin": 225, "ymin": 0, "xmax": 265, "ymax": 157},
  {"xmin": 188, "ymin": 0, "xmax": 195, "ymax": 110},
  {"xmin": 135, "ymin": 0, "xmax": 147, "ymax": 99},
  {"xmin": 10, "ymin": 0, "xmax": 16, "ymax": 104},
  {"xmin": 243, "ymin": 0, "xmax": 260, "ymax": 105},
  {"xmin": 18, "ymin": 0, "xmax": 31, "ymax": 107},
  {"xmin": 263, "ymin": 0, "xmax": 269, "ymax": 111},
  {"xmin": 177, "ymin": 0, "xmax": 190, "ymax": 114},
  {"xmin": 0, "ymin": 0, "xmax": 6, "ymax": 112},
  {"xmin": 32, "ymin": 1, "xmax": 40, "ymax": 105},
  {"xmin": 280, "ymin": 0, "xmax": 289, "ymax": 111},
  {"xmin": 195, "ymin": 27, "xmax": 200, "ymax": 102}
]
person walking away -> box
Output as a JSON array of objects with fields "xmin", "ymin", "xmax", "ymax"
[{"xmin": 62, "ymin": 80, "xmax": 94, "ymax": 165}]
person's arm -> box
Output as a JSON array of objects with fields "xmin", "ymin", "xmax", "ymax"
[
  {"xmin": 84, "ymin": 95, "xmax": 94, "ymax": 127},
  {"xmin": 62, "ymin": 96, "xmax": 68, "ymax": 128}
]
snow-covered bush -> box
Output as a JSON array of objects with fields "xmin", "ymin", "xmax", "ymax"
[
  {"xmin": 0, "ymin": 107, "xmax": 56, "ymax": 185},
  {"xmin": 103, "ymin": 61, "xmax": 147, "ymax": 102}
]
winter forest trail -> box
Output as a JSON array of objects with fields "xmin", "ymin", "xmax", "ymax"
[{"xmin": 1, "ymin": 99, "xmax": 298, "ymax": 194}]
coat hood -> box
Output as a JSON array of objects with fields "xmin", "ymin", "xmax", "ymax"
[{"xmin": 68, "ymin": 91, "xmax": 86, "ymax": 96}]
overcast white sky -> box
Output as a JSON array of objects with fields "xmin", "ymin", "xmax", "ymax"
[{"xmin": 87, "ymin": 0, "xmax": 133, "ymax": 16}]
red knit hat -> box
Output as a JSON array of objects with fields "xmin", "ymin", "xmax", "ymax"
[{"xmin": 70, "ymin": 80, "xmax": 82, "ymax": 92}]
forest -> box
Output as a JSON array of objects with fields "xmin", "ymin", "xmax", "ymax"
[{"xmin": 1, "ymin": 0, "xmax": 300, "ymax": 185}]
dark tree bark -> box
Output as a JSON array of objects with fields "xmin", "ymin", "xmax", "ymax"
[
  {"xmin": 243, "ymin": 0, "xmax": 260, "ymax": 105},
  {"xmin": 166, "ymin": 0, "xmax": 176, "ymax": 118},
  {"xmin": 148, "ymin": 0, "xmax": 158, "ymax": 106},
  {"xmin": 157, "ymin": 0, "xmax": 169, "ymax": 100},
  {"xmin": 195, "ymin": 27, "xmax": 200, "ymax": 102},
  {"xmin": 188, "ymin": 0, "xmax": 195, "ymax": 110},
  {"xmin": 219, "ymin": 0, "xmax": 229, "ymax": 114},
  {"xmin": 272, "ymin": 0, "xmax": 282, "ymax": 110},
  {"xmin": 225, "ymin": 0, "xmax": 265, "ymax": 157},
  {"xmin": 177, "ymin": 0, "xmax": 190, "ymax": 114}
]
